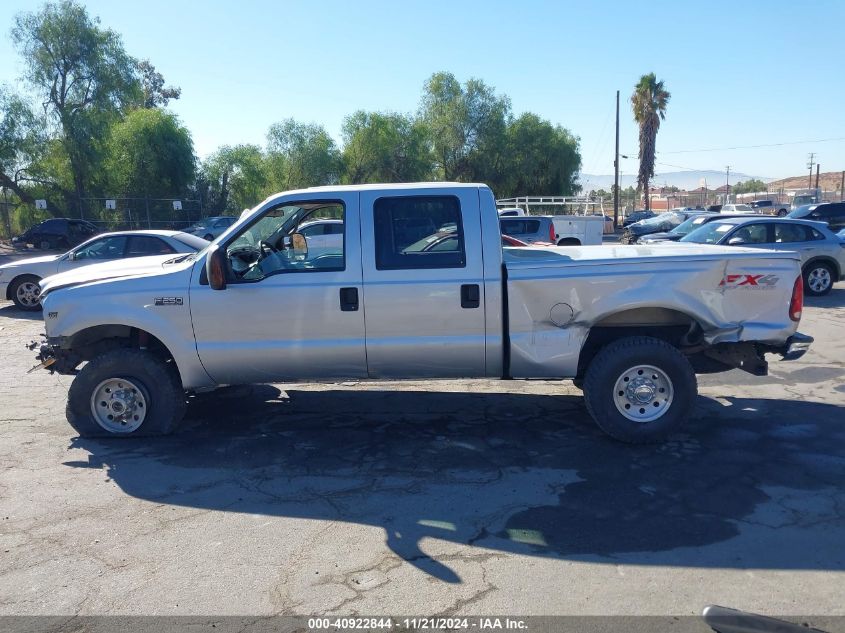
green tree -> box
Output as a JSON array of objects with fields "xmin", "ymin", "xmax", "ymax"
[
  {"xmin": 136, "ymin": 59, "xmax": 181, "ymax": 108},
  {"xmin": 266, "ymin": 119, "xmax": 341, "ymax": 189},
  {"xmin": 106, "ymin": 108, "xmax": 194, "ymax": 199},
  {"xmin": 199, "ymin": 144, "xmax": 269, "ymax": 213},
  {"xmin": 341, "ymin": 110, "xmax": 433, "ymax": 184},
  {"xmin": 418, "ymin": 71, "xmax": 510, "ymax": 182},
  {"xmin": 732, "ymin": 179, "xmax": 767, "ymax": 195},
  {"xmin": 0, "ymin": 87, "xmax": 46, "ymax": 205},
  {"xmin": 631, "ymin": 73, "xmax": 670, "ymax": 210},
  {"xmin": 11, "ymin": 0, "xmax": 140, "ymax": 214},
  {"xmin": 499, "ymin": 113, "xmax": 580, "ymax": 197}
]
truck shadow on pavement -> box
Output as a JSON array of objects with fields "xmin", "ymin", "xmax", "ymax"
[
  {"xmin": 67, "ymin": 387, "xmax": 845, "ymax": 584},
  {"xmin": 0, "ymin": 303, "xmax": 43, "ymax": 320}
]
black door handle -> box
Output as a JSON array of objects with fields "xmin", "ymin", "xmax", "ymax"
[
  {"xmin": 339, "ymin": 287, "xmax": 358, "ymax": 311},
  {"xmin": 461, "ymin": 284, "xmax": 480, "ymax": 309}
]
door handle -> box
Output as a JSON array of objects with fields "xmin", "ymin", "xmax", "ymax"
[
  {"xmin": 460, "ymin": 284, "xmax": 480, "ymax": 309},
  {"xmin": 339, "ymin": 287, "xmax": 358, "ymax": 311}
]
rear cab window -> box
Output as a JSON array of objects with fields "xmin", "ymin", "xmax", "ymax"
[{"xmin": 373, "ymin": 196, "xmax": 465, "ymax": 270}]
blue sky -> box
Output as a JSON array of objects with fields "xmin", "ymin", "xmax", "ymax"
[{"xmin": 1, "ymin": 0, "xmax": 843, "ymax": 181}]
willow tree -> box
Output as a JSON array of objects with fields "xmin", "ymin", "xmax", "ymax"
[{"xmin": 631, "ymin": 74, "xmax": 670, "ymax": 210}]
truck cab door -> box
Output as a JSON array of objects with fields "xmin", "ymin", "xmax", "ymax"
[
  {"xmin": 359, "ymin": 187, "xmax": 487, "ymax": 378},
  {"xmin": 189, "ymin": 191, "xmax": 367, "ymax": 384}
]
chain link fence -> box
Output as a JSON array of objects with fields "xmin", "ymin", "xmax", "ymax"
[{"xmin": 0, "ymin": 195, "xmax": 207, "ymax": 241}]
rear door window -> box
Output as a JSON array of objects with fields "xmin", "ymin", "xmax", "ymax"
[
  {"xmin": 773, "ymin": 223, "xmax": 810, "ymax": 243},
  {"xmin": 126, "ymin": 236, "xmax": 177, "ymax": 256},
  {"xmin": 373, "ymin": 196, "xmax": 465, "ymax": 270}
]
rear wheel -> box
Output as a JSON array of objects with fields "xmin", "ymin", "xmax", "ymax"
[
  {"xmin": 9, "ymin": 275, "xmax": 42, "ymax": 311},
  {"xmin": 803, "ymin": 262, "xmax": 834, "ymax": 296},
  {"xmin": 66, "ymin": 349, "xmax": 186, "ymax": 437},
  {"xmin": 583, "ymin": 336, "xmax": 697, "ymax": 443}
]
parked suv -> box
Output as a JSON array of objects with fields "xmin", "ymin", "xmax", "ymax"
[
  {"xmin": 680, "ymin": 216, "xmax": 845, "ymax": 296},
  {"xmin": 788, "ymin": 202, "xmax": 845, "ymax": 233},
  {"xmin": 12, "ymin": 218, "xmax": 99, "ymax": 250},
  {"xmin": 499, "ymin": 216, "xmax": 556, "ymax": 244}
]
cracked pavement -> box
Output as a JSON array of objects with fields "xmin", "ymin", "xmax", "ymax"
[{"xmin": 0, "ymin": 251, "xmax": 844, "ymax": 616}]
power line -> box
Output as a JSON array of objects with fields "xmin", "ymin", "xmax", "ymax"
[{"xmin": 658, "ymin": 136, "xmax": 845, "ymax": 154}]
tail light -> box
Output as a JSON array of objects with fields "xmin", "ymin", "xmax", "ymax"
[
  {"xmin": 789, "ymin": 274, "xmax": 803, "ymax": 322},
  {"xmin": 549, "ymin": 222, "xmax": 556, "ymax": 242}
]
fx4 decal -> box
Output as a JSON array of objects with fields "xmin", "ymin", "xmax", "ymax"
[{"xmin": 720, "ymin": 274, "xmax": 780, "ymax": 288}]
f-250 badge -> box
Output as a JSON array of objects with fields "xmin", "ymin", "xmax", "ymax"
[
  {"xmin": 719, "ymin": 274, "xmax": 779, "ymax": 288},
  {"xmin": 154, "ymin": 297, "xmax": 184, "ymax": 306}
]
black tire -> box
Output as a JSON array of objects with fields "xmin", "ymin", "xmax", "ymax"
[
  {"xmin": 557, "ymin": 238, "xmax": 581, "ymax": 246},
  {"xmin": 777, "ymin": 209, "xmax": 788, "ymax": 217},
  {"xmin": 66, "ymin": 349, "xmax": 186, "ymax": 437},
  {"xmin": 803, "ymin": 262, "xmax": 835, "ymax": 297},
  {"xmin": 39, "ymin": 239, "xmax": 51, "ymax": 250},
  {"xmin": 9, "ymin": 275, "xmax": 43, "ymax": 311},
  {"xmin": 583, "ymin": 336, "xmax": 697, "ymax": 443}
]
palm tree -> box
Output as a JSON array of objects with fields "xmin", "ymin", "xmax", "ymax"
[{"xmin": 631, "ymin": 74, "xmax": 670, "ymax": 210}]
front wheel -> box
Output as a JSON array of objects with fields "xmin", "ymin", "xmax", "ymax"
[
  {"xmin": 583, "ymin": 336, "xmax": 697, "ymax": 443},
  {"xmin": 776, "ymin": 209, "xmax": 788, "ymax": 217},
  {"xmin": 66, "ymin": 349, "xmax": 186, "ymax": 437},
  {"xmin": 803, "ymin": 263, "xmax": 834, "ymax": 296},
  {"xmin": 9, "ymin": 275, "xmax": 42, "ymax": 311}
]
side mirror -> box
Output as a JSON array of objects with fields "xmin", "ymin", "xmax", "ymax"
[
  {"xmin": 728, "ymin": 237, "xmax": 746, "ymax": 246},
  {"xmin": 284, "ymin": 232, "xmax": 308, "ymax": 257},
  {"xmin": 66, "ymin": 252, "xmax": 75, "ymax": 261},
  {"xmin": 206, "ymin": 245, "xmax": 227, "ymax": 290}
]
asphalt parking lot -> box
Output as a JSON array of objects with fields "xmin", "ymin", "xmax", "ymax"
[{"xmin": 0, "ymin": 246, "xmax": 844, "ymax": 619}]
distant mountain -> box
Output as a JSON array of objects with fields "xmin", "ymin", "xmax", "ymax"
[{"xmin": 579, "ymin": 170, "xmax": 771, "ymax": 192}]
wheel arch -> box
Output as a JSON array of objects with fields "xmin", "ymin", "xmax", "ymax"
[
  {"xmin": 5, "ymin": 273, "xmax": 41, "ymax": 300},
  {"xmin": 557, "ymin": 237, "xmax": 582, "ymax": 246},
  {"xmin": 803, "ymin": 256, "xmax": 840, "ymax": 279},
  {"xmin": 576, "ymin": 307, "xmax": 706, "ymax": 378},
  {"xmin": 61, "ymin": 324, "xmax": 185, "ymax": 387}
]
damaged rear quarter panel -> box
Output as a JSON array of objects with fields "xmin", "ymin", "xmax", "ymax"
[{"xmin": 504, "ymin": 247, "xmax": 801, "ymax": 378}]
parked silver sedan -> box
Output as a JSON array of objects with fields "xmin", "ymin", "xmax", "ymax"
[
  {"xmin": 0, "ymin": 230, "xmax": 209, "ymax": 310},
  {"xmin": 680, "ymin": 217, "xmax": 845, "ymax": 296}
]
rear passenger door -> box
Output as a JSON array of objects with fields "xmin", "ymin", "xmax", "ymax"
[{"xmin": 360, "ymin": 189, "xmax": 486, "ymax": 378}]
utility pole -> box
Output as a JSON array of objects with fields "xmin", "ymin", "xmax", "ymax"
[
  {"xmin": 815, "ymin": 164, "xmax": 820, "ymax": 191},
  {"xmin": 807, "ymin": 153, "xmax": 815, "ymax": 190},
  {"xmin": 725, "ymin": 166, "xmax": 730, "ymax": 203},
  {"xmin": 613, "ymin": 90, "xmax": 620, "ymax": 229},
  {"xmin": 840, "ymin": 171, "xmax": 844, "ymax": 201}
]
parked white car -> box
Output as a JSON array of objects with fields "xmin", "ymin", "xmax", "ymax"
[
  {"xmin": 720, "ymin": 204, "xmax": 759, "ymax": 214},
  {"xmin": 298, "ymin": 218, "xmax": 344, "ymax": 256},
  {"xmin": 183, "ymin": 216, "xmax": 237, "ymax": 240},
  {"xmin": 0, "ymin": 230, "xmax": 208, "ymax": 310}
]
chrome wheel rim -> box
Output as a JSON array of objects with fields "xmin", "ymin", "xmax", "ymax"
[
  {"xmin": 90, "ymin": 377, "xmax": 148, "ymax": 434},
  {"xmin": 808, "ymin": 267, "xmax": 831, "ymax": 293},
  {"xmin": 613, "ymin": 364, "xmax": 674, "ymax": 423},
  {"xmin": 15, "ymin": 281, "xmax": 41, "ymax": 308}
]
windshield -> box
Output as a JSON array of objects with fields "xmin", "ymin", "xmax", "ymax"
[
  {"xmin": 639, "ymin": 212, "xmax": 683, "ymax": 227},
  {"xmin": 788, "ymin": 204, "xmax": 817, "ymax": 218},
  {"xmin": 669, "ymin": 216, "xmax": 709, "ymax": 236},
  {"xmin": 680, "ymin": 221, "xmax": 735, "ymax": 244}
]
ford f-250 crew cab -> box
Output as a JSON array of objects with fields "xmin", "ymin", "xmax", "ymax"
[{"xmin": 32, "ymin": 183, "xmax": 813, "ymax": 443}]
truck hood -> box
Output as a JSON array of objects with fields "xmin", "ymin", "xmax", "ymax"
[
  {"xmin": 0, "ymin": 253, "xmax": 61, "ymax": 270},
  {"xmin": 38, "ymin": 254, "xmax": 189, "ymax": 296}
]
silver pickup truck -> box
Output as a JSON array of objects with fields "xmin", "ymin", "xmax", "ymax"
[{"xmin": 32, "ymin": 183, "xmax": 812, "ymax": 443}]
